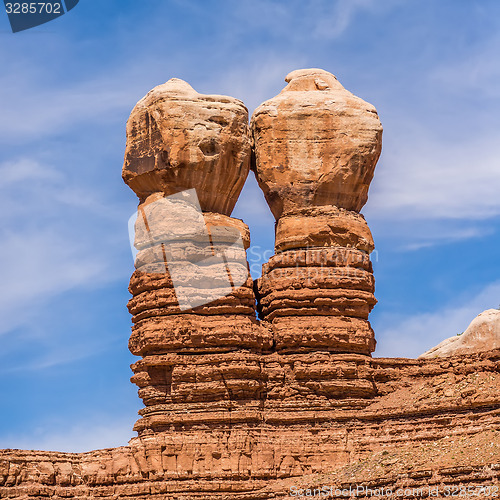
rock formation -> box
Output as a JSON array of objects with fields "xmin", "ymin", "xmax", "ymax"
[
  {"xmin": 123, "ymin": 78, "xmax": 250, "ymax": 214},
  {"xmin": 1, "ymin": 70, "xmax": 499, "ymax": 500},
  {"xmin": 252, "ymin": 68, "xmax": 382, "ymax": 357},
  {"xmin": 420, "ymin": 308, "xmax": 500, "ymax": 358},
  {"xmin": 123, "ymin": 79, "xmax": 271, "ymax": 435},
  {"xmin": 2, "ymin": 350, "xmax": 500, "ymax": 498}
]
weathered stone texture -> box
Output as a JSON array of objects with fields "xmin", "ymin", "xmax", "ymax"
[
  {"xmin": 250, "ymin": 68, "xmax": 382, "ymax": 220},
  {"xmin": 122, "ymin": 79, "xmax": 270, "ymax": 435},
  {"xmin": 1, "ymin": 71, "xmax": 499, "ymax": 500},
  {"xmin": 123, "ymin": 78, "xmax": 251, "ymax": 214},
  {"xmin": 2, "ymin": 351, "xmax": 499, "ymax": 498},
  {"xmin": 252, "ymin": 69, "xmax": 381, "ymax": 355},
  {"xmin": 421, "ymin": 308, "xmax": 500, "ymax": 358}
]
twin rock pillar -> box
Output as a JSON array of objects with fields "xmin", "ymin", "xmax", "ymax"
[
  {"xmin": 253, "ymin": 69, "xmax": 382, "ymax": 357},
  {"xmin": 123, "ymin": 69, "xmax": 383, "ymax": 436},
  {"xmin": 123, "ymin": 79, "xmax": 271, "ymax": 434}
]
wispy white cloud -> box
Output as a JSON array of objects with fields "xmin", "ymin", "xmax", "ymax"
[
  {"xmin": 0, "ymin": 414, "xmax": 135, "ymax": 453},
  {"xmin": 0, "ymin": 38, "xmax": 183, "ymax": 142},
  {"xmin": 399, "ymin": 226, "xmax": 494, "ymax": 251},
  {"xmin": 430, "ymin": 32, "xmax": 500, "ymax": 99},
  {"xmin": 0, "ymin": 74, "xmax": 134, "ymax": 140},
  {"xmin": 0, "ymin": 158, "xmax": 126, "ymax": 340},
  {"xmin": 366, "ymin": 128, "xmax": 500, "ymax": 221},
  {"xmin": 0, "ymin": 158, "xmax": 61, "ymax": 184},
  {"xmin": 216, "ymin": 0, "xmax": 397, "ymax": 45},
  {"xmin": 367, "ymin": 217, "xmax": 496, "ymax": 252},
  {"xmin": 314, "ymin": 0, "xmax": 381, "ymax": 39},
  {"xmin": 0, "ymin": 230, "xmax": 107, "ymax": 333},
  {"xmin": 364, "ymin": 25, "xmax": 500, "ymax": 226},
  {"xmin": 374, "ymin": 280, "xmax": 500, "ymax": 358},
  {"xmin": 202, "ymin": 53, "xmax": 308, "ymax": 114}
]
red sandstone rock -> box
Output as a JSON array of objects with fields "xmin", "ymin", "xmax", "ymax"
[
  {"xmin": 1, "ymin": 71, "xmax": 499, "ymax": 500},
  {"xmin": 275, "ymin": 206, "xmax": 375, "ymax": 253},
  {"xmin": 1, "ymin": 350, "xmax": 499, "ymax": 498},
  {"xmin": 123, "ymin": 78, "xmax": 251, "ymax": 214},
  {"xmin": 251, "ymin": 68, "xmax": 382, "ymax": 221},
  {"xmin": 123, "ymin": 81, "xmax": 270, "ymax": 435},
  {"xmin": 252, "ymin": 69, "xmax": 380, "ymax": 354}
]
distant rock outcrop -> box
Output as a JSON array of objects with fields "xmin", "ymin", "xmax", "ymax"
[{"xmin": 420, "ymin": 308, "xmax": 500, "ymax": 358}]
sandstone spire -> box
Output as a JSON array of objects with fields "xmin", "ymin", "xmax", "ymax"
[
  {"xmin": 252, "ymin": 68, "xmax": 382, "ymax": 355},
  {"xmin": 123, "ymin": 79, "xmax": 270, "ymax": 435}
]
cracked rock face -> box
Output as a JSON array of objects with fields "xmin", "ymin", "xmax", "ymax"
[
  {"xmin": 251, "ymin": 68, "xmax": 383, "ymax": 220},
  {"xmin": 123, "ymin": 78, "xmax": 251, "ymax": 215}
]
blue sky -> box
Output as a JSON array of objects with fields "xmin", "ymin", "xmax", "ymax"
[{"xmin": 1, "ymin": 0, "xmax": 499, "ymax": 452}]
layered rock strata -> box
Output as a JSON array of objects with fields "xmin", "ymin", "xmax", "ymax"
[
  {"xmin": 123, "ymin": 79, "xmax": 271, "ymax": 434},
  {"xmin": 2, "ymin": 71, "xmax": 498, "ymax": 500},
  {"xmin": 2, "ymin": 350, "xmax": 499, "ymax": 499},
  {"xmin": 252, "ymin": 69, "xmax": 382, "ymax": 356}
]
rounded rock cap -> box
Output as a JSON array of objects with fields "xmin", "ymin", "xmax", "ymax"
[
  {"xmin": 152, "ymin": 78, "xmax": 197, "ymax": 96},
  {"xmin": 123, "ymin": 78, "xmax": 251, "ymax": 214},
  {"xmin": 250, "ymin": 68, "xmax": 383, "ymax": 218},
  {"xmin": 282, "ymin": 68, "xmax": 345, "ymax": 92}
]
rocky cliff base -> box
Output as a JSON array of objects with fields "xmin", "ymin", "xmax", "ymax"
[{"xmin": 2, "ymin": 350, "xmax": 499, "ymax": 499}]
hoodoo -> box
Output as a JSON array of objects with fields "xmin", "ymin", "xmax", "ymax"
[
  {"xmin": 123, "ymin": 79, "xmax": 270, "ymax": 435},
  {"xmin": 252, "ymin": 68, "xmax": 382, "ymax": 357},
  {"xmin": 1, "ymin": 71, "xmax": 499, "ymax": 500}
]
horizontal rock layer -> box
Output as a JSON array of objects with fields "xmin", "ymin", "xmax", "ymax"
[
  {"xmin": 2, "ymin": 350, "xmax": 499, "ymax": 499},
  {"xmin": 128, "ymin": 213, "xmax": 272, "ymax": 434},
  {"xmin": 256, "ymin": 247, "xmax": 377, "ymax": 354},
  {"xmin": 275, "ymin": 206, "xmax": 375, "ymax": 253}
]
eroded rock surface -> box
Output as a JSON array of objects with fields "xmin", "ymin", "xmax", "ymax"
[
  {"xmin": 2, "ymin": 350, "xmax": 499, "ymax": 499},
  {"xmin": 2, "ymin": 71, "xmax": 499, "ymax": 500},
  {"xmin": 123, "ymin": 78, "xmax": 251, "ymax": 214},
  {"xmin": 251, "ymin": 68, "xmax": 382, "ymax": 220},
  {"xmin": 124, "ymin": 81, "xmax": 270, "ymax": 435},
  {"xmin": 252, "ymin": 69, "xmax": 381, "ymax": 355},
  {"xmin": 420, "ymin": 309, "xmax": 500, "ymax": 358}
]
